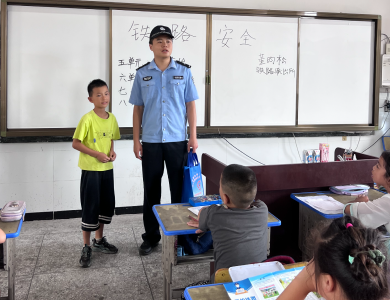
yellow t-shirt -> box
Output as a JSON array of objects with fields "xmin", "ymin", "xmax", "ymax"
[{"xmin": 73, "ymin": 110, "xmax": 121, "ymax": 171}]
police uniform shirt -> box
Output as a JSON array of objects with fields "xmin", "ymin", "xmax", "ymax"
[{"xmin": 129, "ymin": 59, "xmax": 199, "ymax": 143}]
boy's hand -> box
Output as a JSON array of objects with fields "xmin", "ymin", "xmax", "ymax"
[
  {"xmin": 187, "ymin": 217, "xmax": 204, "ymax": 234},
  {"xmin": 109, "ymin": 150, "xmax": 117, "ymax": 162},
  {"xmin": 134, "ymin": 141, "xmax": 143, "ymax": 160},
  {"xmin": 96, "ymin": 152, "xmax": 110, "ymax": 163}
]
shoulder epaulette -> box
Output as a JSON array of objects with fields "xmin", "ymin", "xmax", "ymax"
[
  {"xmin": 175, "ymin": 60, "xmax": 191, "ymax": 68},
  {"xmin": 136, "ymin": 62, "xmax": 150, "ymax": 71}
]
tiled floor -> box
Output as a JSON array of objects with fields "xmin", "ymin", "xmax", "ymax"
[{"xmin": 0, "ymin": 214, "xmax": 209, "ymax": 300}]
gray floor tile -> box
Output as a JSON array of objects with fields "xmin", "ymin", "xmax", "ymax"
[
  {"xmin": 131, "ymin": 225, "xmax": 144, "ymax": 244},
  {"xmin": 132, "ymin": 226, "xmax": 164, "ymax": 265},
  {"xmin": 21, "ymin": 218, "xmax": 80, "ymax": 235},
  {"xmin": 0, "ymin": 275, "xmax": 32, "ymax": 300},
  {"xmin": 34, "ymin": 229, "xmax": 139, "ymax": 275},
  {"xmin": 0, "ymin": 235, "xmax": 44, "ymax": 278},
  {"xmin": 110, "ymin": 214, "xmax": 143, "ymax": 228},
  {"xmin": 12, "ymin": 214, "xmax": 214, "ymax": 299},
  {"xmin": 27, "ymin": 264, "xmax": 153, "ymax": 300},
  {"xmin": 22, "ymin": 215, "xmax": 143, "ymax": 236}
]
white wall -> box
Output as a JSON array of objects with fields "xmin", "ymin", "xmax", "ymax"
[
  {"xmin": 0, "ymin": 128, "xmax": 386, "ymax": 214},
  {"xmin": 1, "ymin": 0, "xmax": 390, "ymax": 214}
]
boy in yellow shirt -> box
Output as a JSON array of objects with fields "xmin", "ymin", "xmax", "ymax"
[{"xmin": 72, "ymin": 79, "xmax": 121, "ymax": 268}]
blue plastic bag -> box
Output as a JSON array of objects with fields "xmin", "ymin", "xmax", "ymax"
[{"xmin": 181, "ymin": 149, "xmax": 204, "ymax": 203}]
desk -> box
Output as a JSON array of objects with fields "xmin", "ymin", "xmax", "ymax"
[
  {"xmin": 0, "ymin": 216, "xmax": 24, "ymax": 300},
  {"xmin": 290, "ymin": 189, "xmax": 385, "ymax": 257},
  {"xmin": 153, "ymin": 203, "xmax": 281, "ymax": 300},
  {"xmin": 183, "ymin": 262, "xmax": 308, "ymax": 300}
]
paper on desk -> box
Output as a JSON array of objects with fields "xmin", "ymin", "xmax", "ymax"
[
  {"xmin": 296, "ymin": 195, "xmax": 344, "ymax": 215},
  {"xmin": 188, "ymin": 206, "xmax": 209, "ymax": 216}
]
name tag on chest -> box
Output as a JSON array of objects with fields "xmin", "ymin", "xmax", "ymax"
[
  {"xmin": 173, "ymin": 76, "xmax": 184, "ymax": 80},
  {"xmin": 143, "ymin": 76, "xmax": 152, "ymax": 81}
]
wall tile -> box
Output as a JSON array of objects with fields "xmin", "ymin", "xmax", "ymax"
[
  {"xmin": 0, "ymin": 181, "xmax": 53, "ymax": 213},
  {"xmin": 0, "ymin": 151, "xmax": 53, "ymax": 184},
  {"xmin": 114, "ymin": 176, "xmax": 143, "ymax": 207},
  {"xmin": 0, "ymin": 143, "xmax": 53, "ymax": 153},
  {"xmin": 53, "ymin": 150, "xmax": 81, "ymax": 181},
  {"xmin": 53, "ymin": 180, "xmax": 80, "ymax": 211}
]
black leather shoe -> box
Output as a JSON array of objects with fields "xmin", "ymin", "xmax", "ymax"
[{"xmin": 139, "ymin": 241, "xmax": 158, "ymax": 256}]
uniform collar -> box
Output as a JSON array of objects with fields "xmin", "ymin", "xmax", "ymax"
[{"xmin": 148, "ymin": 58, "xmax": 177, "ymax": 71}]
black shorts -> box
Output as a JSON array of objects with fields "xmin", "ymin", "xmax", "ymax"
[{"xmin": 80, "ymin": 169, "xmax": 115, "ymax": 232}]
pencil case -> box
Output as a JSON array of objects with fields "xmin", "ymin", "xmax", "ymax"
[
  {"xmin": 0, "ymin": 201, "xmax": 26, "ymax": 222},
  {"xmin": 329, "ymin": 185, "xmax": 369, "ymax": 196},
  {"xmin": 189, "ymin": 194, "xmax": 222, "ymax": 206}
]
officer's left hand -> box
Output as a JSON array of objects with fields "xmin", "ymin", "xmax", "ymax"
[{"xmin": 188, "ymin": 137, "xmax": 198, "ymax": 153}]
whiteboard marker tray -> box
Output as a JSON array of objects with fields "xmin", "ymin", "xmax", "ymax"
[{"xmin": 229, "ymin": 261, "xmax": 285, "ymax": 282}]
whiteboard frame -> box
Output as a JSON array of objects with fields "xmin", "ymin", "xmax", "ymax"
[{"xmin": 0, "ymin": 0, "xmax": 381, "ymax": 137}]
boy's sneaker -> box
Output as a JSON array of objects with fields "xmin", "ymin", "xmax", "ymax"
[
  {"xmin": 92, "ymin": 237, "xmax": 118, "ymax": 254},
  {"xmin": 79, "ymin": 244, "xmax": 92, "ymax": 268}
]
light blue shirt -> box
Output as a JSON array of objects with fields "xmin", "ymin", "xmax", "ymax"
[{"xmin": 129, "ymin": 58, "xmax": 199, "ymax": 143}]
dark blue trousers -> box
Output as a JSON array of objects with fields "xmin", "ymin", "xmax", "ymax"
[{"xmin": 141, "ymin": 141, "xmax": 188, "ymax": 244}]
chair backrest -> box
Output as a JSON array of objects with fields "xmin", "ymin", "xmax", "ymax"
[
  {"xmin": 263, "ymin": 255, "xmax": 295, "ymax": 265},
  {"xmin": 214, "ymin": 268, "xmax": 232, "ymax": 284}
]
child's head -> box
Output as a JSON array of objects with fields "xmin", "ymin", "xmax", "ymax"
[
  {"xmin": 219, "ymin": 164, "xmax": 257, "ymax": 209},
  {"xmin": 149, "ymin": 25, "xmax": 174, "ymax": 59},
  {"xmin": 309, "ymin": 216, "xmax": 388, "ymax": 300},
  {"xmin": 87, "ymin": 79, "xmax": 110, "ymax": 109},
  {"xmin": 373, "ymin": 151, "xmax": 390, "ymax": 189}
]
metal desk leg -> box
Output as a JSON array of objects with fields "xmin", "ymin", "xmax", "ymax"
[
  {"xmin": 267, "ymin": 227, "xmax": 271, "ymax": 256},
  {"xmin": 162, "ymin": 235, "xmax": 175, "ymax": 300},
  {"xmin": 7, "ymin": 238, "xmax": 15, "ymax": 300}
]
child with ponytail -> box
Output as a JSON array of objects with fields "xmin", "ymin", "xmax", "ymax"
[{"xmin": 278, "ymin": 216, "xmax": 388, "ymax": 300}]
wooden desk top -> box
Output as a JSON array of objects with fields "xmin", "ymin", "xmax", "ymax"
[
  {"xmin": 154, "ymin": 203, "xmax": 280, "ymax": 233},
  {"xmin": 0, "ymin": 220, "xmax": 21, "ymax": 235},
  {"xmin": 293, "ymin": 189, "xmax": 384, "ymax": 205},
  {"xmin": 187, "ymin": 285, "xmax": 228, "ymax": 300}
]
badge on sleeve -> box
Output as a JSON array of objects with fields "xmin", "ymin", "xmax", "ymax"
[
  {"xmin": 143, "ymin": 76, "xmax": 152, "ymax": 81},
  {"xmin": 173, "ymin": 76, "xmax": 184, "ymax": 80}
]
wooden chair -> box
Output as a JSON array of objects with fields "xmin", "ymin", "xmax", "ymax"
[{"xmin": 214, "ymin": 268, "xmax": 232, "ymax": 283}]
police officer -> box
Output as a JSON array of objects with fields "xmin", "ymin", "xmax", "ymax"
[{"xmin": 129, "ymin": 25, "xmax": 199, "ymax": 255}]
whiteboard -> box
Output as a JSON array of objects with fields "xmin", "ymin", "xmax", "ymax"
[
  {"xmin": 298, "ymin": 19, "xmax": 375, "ymax": 125},
  {"xmin": 210, "ymin": 15, "xmax": 298, "ymax": 126},
  {"xmin": 111, "ymin": 10, "xmax": 206, "ymax": 127},
  {"xmin": 7, "ymin": 5, "xmax": 109, "ymax": 129}
]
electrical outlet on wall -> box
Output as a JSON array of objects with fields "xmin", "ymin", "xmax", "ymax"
[{"xmin": 342, "ymin": 136, "xmax": 347, "ymax": 141}]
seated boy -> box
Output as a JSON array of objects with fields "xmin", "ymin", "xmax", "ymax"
[{"xmin": 187, "ymin": 164, "xmax": 269, "ymax": 281}]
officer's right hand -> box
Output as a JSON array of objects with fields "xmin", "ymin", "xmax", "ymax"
[
  {"xmin": 96, "ymin": 152, "xmax": 110, "ymax": 163},
  {"xmin": 134, "ymin": 141, "xmax": 143, "ymax": 160}
]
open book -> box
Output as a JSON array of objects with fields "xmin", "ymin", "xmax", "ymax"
[
  {"xmin": 223, "ymin": 268, "xmax": 324, "ymax": 300},
  {"xmin": 295, "ymin": 195, "xmax": 344, "ymax": 215}
]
